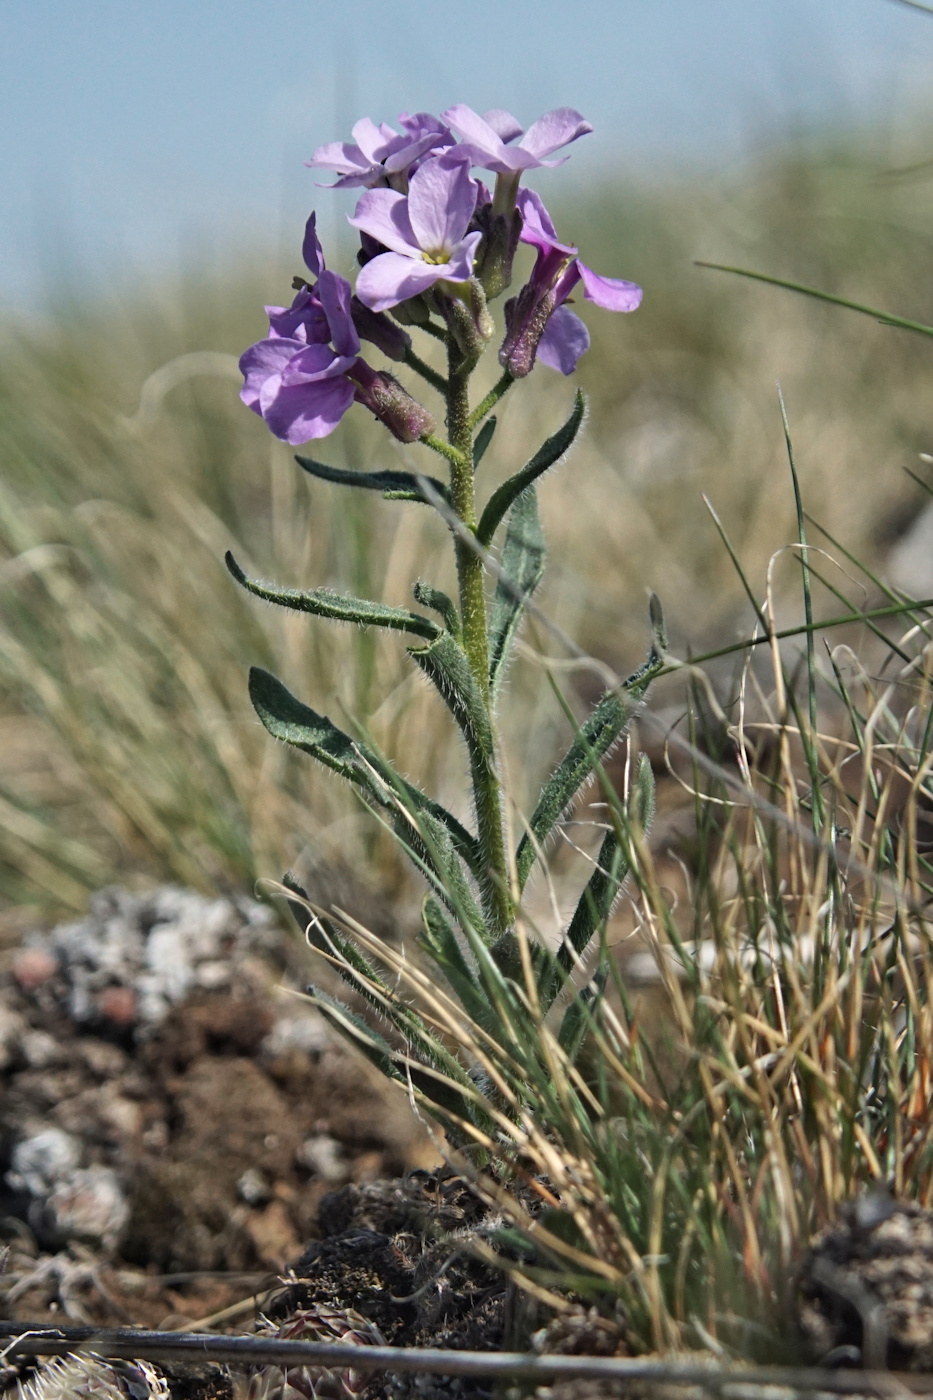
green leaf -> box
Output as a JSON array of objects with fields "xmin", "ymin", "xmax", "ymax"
[
  {"xmin": 248, "ymin": 668, "xmax": 483, "ymax": 880},
  {"xmin": 547, "ymin": 754, "xmax": 654, "ymax": 1007},
  {"xmin": 412, "ymin": 581, "xmax": 461, "ymax": 637},
  {"xmin": 408, "ymin": 631, "xmax": 495, "ymax": 765},
  {"xmin": 557, "ymin": 971, "xmax": 607, "ymax": 1064},
  {"xmin": 408, "ymin": 806, "xmax": 487, "ymax": 938},
  {"xmin": 473, "ymin": 415, "xmax": 497, "ymax": 467},
  {"xmin": 295, "ymin": 454, "xmax": 449, "ymax": 506},
  {"xmin": 488, "ymin": 486, "xmax": 546, "ymax": 699},
  {"xmin": 476, "ymin": 390, "xmax": 585, "ymax": 548},
  {"xmin": 226, "ymin": 552, "xmax": 439, "ymax": 639},
  {"xmin": 420, "ymin": 895, "xmax": 496, "ymax": 1030},
  {"xmin": 560, "ymin": 830, "xmax": 628, "ymax": 971},
  {"xmin": 515, "ymin": 668, "xmax": 655, "ymax": 891}
]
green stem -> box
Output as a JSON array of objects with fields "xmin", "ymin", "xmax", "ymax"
[
  {"xmin": 468, "ymin": 370, "xmax": 514, "ymax": 430},
  {"xmin": 446, "ymin": 339, "xmax": 512, "ymax": 935},
  {"xmin": 404, "ymin": 347, "xmax": 447, "ymax": 395},
  {"xmin": 420, "ymin": 319, "xmax": 449, "ymax": 342},
  {"xmin": 421, "ymin": 433, "xmax": 467, "ymax": 468}
]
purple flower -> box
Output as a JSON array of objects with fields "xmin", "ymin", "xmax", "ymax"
[
  {"xmin": 441, "ymin": 105, "xmax": 592, "ymax": 215},
  {"xmin": 500, "ymin": 190, "xmax": 642, "ymax": 378},
  {"xmin": 442, "ymin": 105, "xmax": 592, "ymax": 174},
  {"xmin": 349, "ymin": 155, "xmax": 483, "ymax": 313},
  {"xmin": 240, "ymin": 339, "xmax": 360, "ymax": 444},
  {"xmin": 306, "ymin": 113, "xmax": 452, "ymax": 191}
]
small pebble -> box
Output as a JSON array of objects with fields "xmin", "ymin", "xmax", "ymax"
[{"xmin": 12, "ymin": 946, "xmax": 58, "ymax": 990}]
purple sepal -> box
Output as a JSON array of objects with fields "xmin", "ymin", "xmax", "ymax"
[
  {"xmin": 350, "ymin": 297, "xmax": 412, "ymax": 360},
  {"xmin": 349, "ymin": 361, "xmax": 435, "ymax": 442}
]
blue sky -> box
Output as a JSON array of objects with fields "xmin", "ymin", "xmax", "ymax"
[{"xmin": 1, "ymin": 0, "xmax": 930, "ymax": 311}]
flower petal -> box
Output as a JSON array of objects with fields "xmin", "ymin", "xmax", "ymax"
[
  {"xmin": 482, "ymin": 109, "xmax": 524, "ymax": 143},
  {"xmin": 302, "ymin": 213, "xmax": 324, "ymax": 277},
  {"xmin": 516, "ymin": 188, "xmax": 572, "ymax": 252},
  {"xmin": 305, "ymin": 141, "xmax": 370, "ymax": 178},
  {"xmin": 441, "ymin": 104, "xmax": 503, "ymax": 159},
  {"xmin": 239, "ymin": 337, "xmax": 304, "ymax": 411},
  {"xmin": 382, "ymin": 129, "xmax": 448, "ymax": 175},
  {"xmin": 283, "ymin": 345, "xmax": 358, "ymax": 383},
  {"xmin": 578, "ymin": 262, "xmax": 642, "ymax": 312},
  {"xmin": 407, "ymin": 155, "xmax": 477, "ymax": 254},
  {"xmin": 536, "ymin": 306, "xmax": 590, "ymax": 375},
  {"xmin": 351, "ymin": 117, "xmax": 397, "ymax": 163},
  {"xmin": 355, "ymin": 251, "xmax": 450, "ymax": 312},
  {"xmin": 262, "ymin": 376, "xmax": 357, "ymax": 443},
  {"xmin": 317, "ymin": 271, "xmax": 361, "ymax": 357},
  {"xmin": 520, "ymin": 108, "xmax": 592, "ymax": 160},
  {"xmin": 348, "ymin": 188, "xmax": 418, "ymax": 256}
]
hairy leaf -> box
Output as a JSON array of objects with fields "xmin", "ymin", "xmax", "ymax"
[
  {"xmin": 248, "ymin": 668, "xmax": 483, "ymax": 880},
  {"xmin": 295, "ymin": 454, "xmax": 449, "ymax": 505},
  {"xmin": 488, "ymin": 486, "xmax": 546, "ymax": 699},
  {"xmin": 515, "ymin": 665, "xmax": 656, "ymax": 890},
  {"xmin": 226, "ymin": 552, "xmax": 439, "ymax": 639},
  {"xmin": 412, "ymin": 581, "xmax": 461, "ymax": 637},
  {"xmin": 408, "ymin": 631, "xmax": 495, "ymax": 766},
  {"xmin": 476, "ymin": 390, "xmax": 585, "ymax": 547}
]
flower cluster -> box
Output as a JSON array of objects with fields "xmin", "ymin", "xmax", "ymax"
[{"xmin": 240, "ymin": 105, "xmax": 642, "ymax": 444}]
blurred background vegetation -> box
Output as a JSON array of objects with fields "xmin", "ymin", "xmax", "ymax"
[{"xmin": 2, "ymin": 125, "xmax": 932, "ymax": 915}]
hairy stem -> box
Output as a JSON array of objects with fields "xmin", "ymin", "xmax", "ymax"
[
  {"xmin": 468, "ymin": 370, "xmax": 514, "ymax": 430},
  {"xmin": 447, "ymin": 339, "xmax": 512, "ymax": 935}
]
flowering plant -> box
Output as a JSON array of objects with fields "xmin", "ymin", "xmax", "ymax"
[{"xmin": 230, "ymin": 105, "xmax": 664, "ymax": 1132}]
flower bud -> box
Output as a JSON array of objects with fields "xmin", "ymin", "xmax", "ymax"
[
  {"xmin": 474, "ymin": 206, "xmax": 522, "ymax": 301},
  {"xmin": 390, "ymin": 294, "xmax": 431, "ymax": 326},
  {"xmin": 499, "ymin": 283, "xmax": 558, "ymax": 379},
  {"xmin": 348, "ymin": 361, "xmax": 435, "ymax": 443},
  {"xmin": 441, "ymin": 278, "xmax": 495, "ymax": 360},
  {"xmin": 350, "ymin": 296, "xmax": 412, "ymax": 361}
]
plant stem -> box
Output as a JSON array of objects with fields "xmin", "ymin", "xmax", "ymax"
[
  {"xmin": 468, "ymin": 370, "xmax": 514, "ymax": 430},
  {"xmin": 446, "ymin": 338, "xmax": 512, "ymax": 935}
]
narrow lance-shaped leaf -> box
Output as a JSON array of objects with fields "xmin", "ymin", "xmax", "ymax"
[
  {"xmin": 412, "ymin": 581, "xmax": 461, "ymax": 638},
  {"xmin": 248, "ymin": 667, "xmax": 483, "ymax": 880},
  {"xmin": 295, "ymin": 454, "xmax": 449, "ymax": 506},
  {"xmin": 476, "ymin": 389, "xmax": 585, "ymax": 548},
  {"xmin": 488, "ymin": 486, "xmax": 546, "ymax": 700},
  {"xmin": 309, "ymin": 987, "xmax": 486, "ymax": 1130},
  {"xmin": 557, "ymin": 967, "xmax": 608, "ymax": 1064},
  {"xmin": 408, "ymin": 631, "xmax": 495, "ymax": 766},
  {"xmin": 515, "ymin": 657, "xmax": 658, "ymax": 891},
  {"xmin": 542, "ymin": 754, "xmax": 655, "ymax": 1011},
  {"xmin": 226, "ymin": 552, "xmax": 439, "ymax": 639},
  {"xmin": 420, "ymin": 895, "xmax": 499, "ymax": 1033}
]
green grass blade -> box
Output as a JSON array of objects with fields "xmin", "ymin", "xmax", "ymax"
[{"xmin": 696, "ymin": 261, "xmax": 933, "ymax": 339}]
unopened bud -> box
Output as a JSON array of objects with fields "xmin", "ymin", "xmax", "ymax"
[
  {"xmin": 474, "ymin": 208, "xmax": 522, "ymax": 301},
  {"xmin": 351, "ymin": 297, "xmax": 412, "ymax": 361},
  {"xmin": 442, "ymin": 278, "xmax": 495, "ymax": 360},
  {"xmin": 349, "ymin": 361, "xmax": 435, "ymax": 443},
  {"xmin": 391, "ymin": 295, "xmax": 431, "ymax": 326},
  {"xmin": 499, "ymin": 284, "xmax": 557, "ymax": 379}
]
